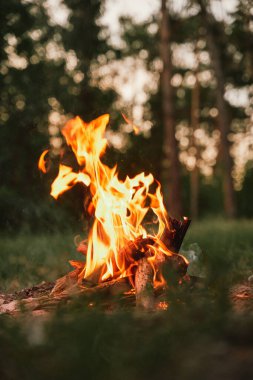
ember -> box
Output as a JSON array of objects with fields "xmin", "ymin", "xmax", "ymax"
[{"xmin": 39, "ymin": 114, "xmax": 190, "ymax": 308}]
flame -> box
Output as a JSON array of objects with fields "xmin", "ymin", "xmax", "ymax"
[
  {"xmin": 39, "ymin": 114, "xmax": 178, "ymax": 286},
  {"xmin": 122, "ymin": 112, "xmax": 140, "ymax": 135},
  {"xmin": 38, "ymin": 149, "xmax": 49, "ymax": 173},
  {"xmin": 50, "ymin": 164, "xmax": 90, "ymax": 199}
]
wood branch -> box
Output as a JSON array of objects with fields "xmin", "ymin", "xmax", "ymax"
[
  {"xmin": 0, "ymin": 277, "xmax": 132, "ymax": 316},
  {"xmin": 134, "ymin": 258, "xmax": 154, "ymax": 310}
]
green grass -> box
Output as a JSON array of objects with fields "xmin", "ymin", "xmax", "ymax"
[
  {"xmin": 0, "ymin": 230, "xmax": 81, "ymax": 292},
  {"xmin": 1, "ymin": 219, "xmax": 253, "ymax": 380},
  {"xmin": 184, "ymin": 218, "xmax": 253, "ymax": 282},
  {"xmin": 1, "ymin": 219, "xmax": 253, "ymax": 292}
]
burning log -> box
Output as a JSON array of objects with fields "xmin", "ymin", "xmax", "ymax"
[
  {"xmin": 161, "ymin": 217, "xmax": 191, "ymax": 253},
  {"xmin": 135, "ymin": 258, "xmax": 154, "ymax": 309},
  {"xmin": 50, "ymin": 217, "xmax": 191, "ymax": 310},
  {"xmin": 0, "ymin": 218, "xmax": 191, "ymax": 316},
  {"xmin": 118, "ymin": 236, "xmax": 155, "ymax": 262},
  {"xmin": 158, "ymin": 216, "xmax": 191, "ymax": 282},
  {"xmin": 133, "ymin": 217, "xmax": 190, "ymax": 309}
]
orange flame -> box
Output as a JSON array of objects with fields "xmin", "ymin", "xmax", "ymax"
[
  {"xmin": 39, "ymin": 114, "xmax": 176, "ymax": 286},
  {"xmin": 122, "ymin": 112, "xmax": 140, "ymax": 135},
  {"xmin": 38, "ymin": 149, "xmax": 49, "ymax": 173}
]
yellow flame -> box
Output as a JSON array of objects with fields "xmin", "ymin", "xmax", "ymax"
[
  {"xmin": 39, "ymin": 114, "xmax": 175, "ymax": 285},
  {"xmin": 50, "ymin": 164, "xmax": 90, "ymax": 199}
]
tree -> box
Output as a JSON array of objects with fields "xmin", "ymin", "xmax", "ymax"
[
  {"xmin": 160, "ymin": 0, "xmax": 183, "ymax": 218},
  {"xmin": 190, "ymin": 70, "xmax": 200, "ymax": 219},
  {"xmin": 0, "ymin": 0, "xmax": 117, "ymax": 230},
  {"xmin": 0, "ymin": 0, "xmax": 60, "ymax": 229},
  {"xmin": 197, "ymin": 0, "xmax": 237, "ymax": 218}
]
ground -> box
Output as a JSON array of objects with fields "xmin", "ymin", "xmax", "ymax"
[{"xmin": 0, "ymin": 219, "xmax": 253, "ymax": 380}]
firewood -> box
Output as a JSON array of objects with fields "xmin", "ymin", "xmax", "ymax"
[
  {"xmin": 117, "ymin": 236, "xmax": 156, "ymax": 309},
  {"xmin": 0, "ymin": 218, "xmax": 191, "ymax": 315},
  {"xmin": 133, "ymin": 218, "xmax": 189, "ymax": 309},
  {"xmin": 160, "ymin": 217, "xmax": 191, "ymax": 253},
  {"xmin": 118, "ymin": 236, "xmax": 155, "ymax": 261},
  {"xmin": 3, "ymin": 275, "xmax": 253, "ymax": 316},
  {"xmin": 51, "ymin": 267, "xmax": 82, "ymax": 296},
  {"xmin": 134, "ymin": 258, "xmax": 154, "ymax": 310},
  {"xmin": 0, "ymin": 278, "xmax": 132, "ymax": 316},
  {"xmin": 157, "ymin": 217, "xmax": 190, "ymax": 283}
]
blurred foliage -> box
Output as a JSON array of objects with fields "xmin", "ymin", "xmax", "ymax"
[
  {"xmin": 119, "ymin": 1, "xmax": 252, "ymax": 218},
  {"xmin": 0, "ymin": 0, "xmax": 117, "ymax": 231},
  {"xmin": 0, "ymin": 0, "xmax": 252, "ymax": 232}
]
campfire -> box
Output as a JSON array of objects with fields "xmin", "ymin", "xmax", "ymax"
[
  {"xmin": 38, "ymin": 113, "xmax": 190, "ymax": 309},
  {"xmin": 1, "ymin": 114, "xmax": 251, "ymax": 315}
]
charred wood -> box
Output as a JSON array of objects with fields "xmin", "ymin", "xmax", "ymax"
[{"xmin": 160, "ymin": 217, "xmax": 191, "ymax": 253}]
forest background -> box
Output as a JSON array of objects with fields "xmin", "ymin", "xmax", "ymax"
[{"xmin": 1, "ymin": 0, "xmax": 253, "ymax": 233}]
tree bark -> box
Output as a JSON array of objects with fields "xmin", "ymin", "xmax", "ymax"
[
  {"xmin": 198, "ymin": 0, "xmax": 236, "ymax": 218},
  {"xmin": 190, "ymin": 72, "xmax": 200, "ymax": 220},
  {"xmin": 160, "ymin": 0, "xmax": 183, "ymax": 219}
]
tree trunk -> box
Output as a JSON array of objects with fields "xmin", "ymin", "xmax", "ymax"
[
  {"xmin": 160, "ymin": 0, "xmax": 183, "ymax": 219},
  {"xmin": 198, "ymin": 0, "xmax": 236, "ymax": 218},
  {"xmin": 190, "ymin": 74, "xmax": 200, "ymax": 220}
]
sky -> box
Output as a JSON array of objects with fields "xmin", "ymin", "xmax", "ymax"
[
  {"xmin": 100, "ymin": 0, "xmax": 160, "ymax": 45},
  {"xmin": 47, "ymin": 0, "xmax": 160, "ymax": 28},
  {"xmin": 48, "ymin": 0, "xmax": 239, "ymax": 36},
  {"xmin": 46, "ymin": 0, "xmax": 247, "ymax": 114},
  {"xmin": 46, "ymin": 0, "xmax": 248, "ymax": 123}
]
